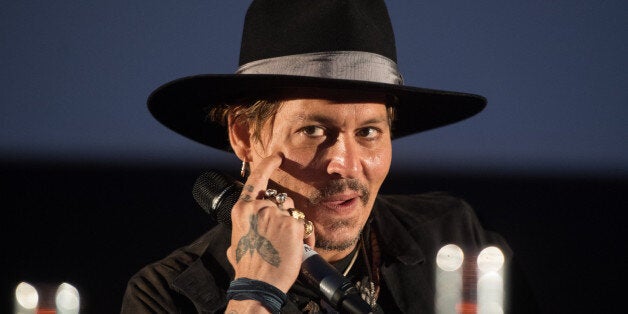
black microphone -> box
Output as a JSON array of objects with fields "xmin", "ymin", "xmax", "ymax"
[{"xmin": 193, "ymin": 170, "xmax": 372, "ymax": 314}]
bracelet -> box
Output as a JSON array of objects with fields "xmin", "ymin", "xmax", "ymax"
[{"xmin": 226, "ymin": 277, "xmax": 287, "ymax": 313}]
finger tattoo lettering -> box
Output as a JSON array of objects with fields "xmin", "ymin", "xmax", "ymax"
[
  {"xmin": 239, "ymin": 185, "xmax": 255, "ymax": 202},
  {"xmin": 235, "ymin": 214, "xmax": 281, "ymax": 267},
  {"xmin": 239, "ymin": 194, "xmax": 253, "ymax": 202}
]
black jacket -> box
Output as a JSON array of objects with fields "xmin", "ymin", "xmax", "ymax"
[{"xmin": 122, "ymin": 193, "xmax": 536, "ymax": 313}]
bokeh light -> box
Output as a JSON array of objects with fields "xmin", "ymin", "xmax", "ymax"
[
  {"xmin": 56, "ymin": 282, "xmax": 80, "ymax": 314},
  {"xmin": 436, "ymin": 244, "xmax": 464, "ymax": 271},
  {"xmin": 477, "ymin": 246, "xmax": 504, "ymax": 273},
  {"xmin": 435, "ymin": 244, "xmax": 464, "ymax": 314},
  {"xmin": 15, "ymin": 282, "xmax": 38, "ymax": 312}
]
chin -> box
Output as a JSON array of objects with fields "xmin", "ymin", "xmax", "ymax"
[
  {"xmin": 315, "ymin": 236, "xmax": 360, "ymax": 251},
  {"xmin": 314, "ymin": 223, "xmax": 361, "ymax": 251}
]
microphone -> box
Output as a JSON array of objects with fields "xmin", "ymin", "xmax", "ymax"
[{"xmin": 193, "ymin": 170, "xmax": 372, "ymax": 314}]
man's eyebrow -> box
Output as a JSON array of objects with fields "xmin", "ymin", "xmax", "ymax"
[
  {"xmin": 293, "ymin": 114, "xmax": 387, "ymax": 125},
  {"xmin": 361, "ymin": 117, "xmax": 387, "ymax": 125}
]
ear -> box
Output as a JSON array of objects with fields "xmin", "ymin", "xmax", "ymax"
[{"xmin": 228, "ymin": 115, "xmax": 253, "ymax": 162}]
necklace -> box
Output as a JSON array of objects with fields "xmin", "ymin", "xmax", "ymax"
[
  {"xmin": 342, "ymin": 239, "xmax": 361, "ymax": 276},
  {"xmin": 358, "ymin": 227, "xmax": 381, "ymax": 307},
  {"xmin": 343, "ymin": 231, "xmax": 381, "ymax": 307}
]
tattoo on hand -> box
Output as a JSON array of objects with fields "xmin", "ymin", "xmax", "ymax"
[
  {"xmin": 239, "ymin": 185, "xmax": 255, "ymax": 202},
  {"xmin": 235, "ymin": 214, "xmax": 281, "ymax": 267}
]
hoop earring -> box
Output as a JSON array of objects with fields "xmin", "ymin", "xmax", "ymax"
[{"xmin": 240, "ymin": 161, "xmax": 250, "ymax": 177}]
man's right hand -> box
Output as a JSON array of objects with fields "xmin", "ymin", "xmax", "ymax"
[{"xmin": 226, "ymin": 153, "xmax": 313, "ymax": 293}]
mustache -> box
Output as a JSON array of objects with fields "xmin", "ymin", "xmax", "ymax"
[{"xmin": 308, "ymin": 179, "xmax": 370, "ymax": 206}]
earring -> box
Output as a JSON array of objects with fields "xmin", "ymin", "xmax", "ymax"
[{"xmin": 240, "ymin": 161, "xmax": 250, "ymax": 177}]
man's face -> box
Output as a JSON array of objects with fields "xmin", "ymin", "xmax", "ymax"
[{"xmin": 248, "ymin": 92, "xmax": 392, "ymax": 253}]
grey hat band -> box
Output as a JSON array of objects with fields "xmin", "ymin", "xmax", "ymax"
[{"xmin": 236, "ymin": 51, "xmax": 404, "ymax": 85}]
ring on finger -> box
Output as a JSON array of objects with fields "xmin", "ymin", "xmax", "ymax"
[
  {"xmin": 275, "ymin": 193, "xmax": 287, "ymax": 205},
  {"xmin": 303, "ymin": 220, "xmax": 314, "ymax": 239},
  {"xmin": 264, "ymin": 189, "xmax": 277, "ymax": 198},
  {"xmin": 287, "ymin": 208, "xmax": 306, "ymax": 220}
]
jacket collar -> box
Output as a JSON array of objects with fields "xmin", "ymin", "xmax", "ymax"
[
  {"xmin": 372, "ymin": 196, "xmax": 434, "ymax": 312},
  {"xmin": 372, "ymin": 196, "xmax": 425, "ymax": 266}
]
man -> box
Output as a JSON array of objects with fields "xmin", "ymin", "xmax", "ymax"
[{"xmin": 123, "ymin": 0, "xmax": 532, "ymax": 313}]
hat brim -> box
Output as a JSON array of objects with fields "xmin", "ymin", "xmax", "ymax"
[{"xmin": 147, "ymin": 74, "xmax": 486, "ymax": 151}]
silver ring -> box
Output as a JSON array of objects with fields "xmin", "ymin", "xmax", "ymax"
[
  {"xmin": 264, "ymin": 189, "xmax": 277, "ymax": 198},
  {"xmin": 275, "ymin": 193, "xmax": 287, "ymax": 204}
]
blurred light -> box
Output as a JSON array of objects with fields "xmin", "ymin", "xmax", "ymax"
[
  {"xmin": 435, "ymin": 272, "xmax": 463, "ymax": 314},
  {"xmin": 478, "ymin": 272, "xmax": 504, "ymax": 314},
  {"xmin": 477, "ymin": 246, "xmax": 506, "ymax": 314},
  {"xmin": 435, "ymin": 244, "xmax": 464, "ymax": 314},
  {"xmin": 436, "ymin": 244, "xmax": 464, "ymax": 271},
  {"xmin": 456, "ymin": 302, "xmax": 478, "ymax": 314},
  {"xmin": 15, "ymin": 282, "xmax": 38, "ymax": 310},
  {"xmin": 479, "ymin": 302, "xmax": 504, "ymax": 314},
  {"xmin": 477, "ymin": 246, "xmax": 504, "ymax": 273},
  {"xmin": 56, "ymin": 282, "xmax": 80, "ymax": 314}
]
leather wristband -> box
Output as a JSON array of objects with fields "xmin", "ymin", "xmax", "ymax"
[{"xmin": 226, "ymin": 277, "xmax": 287, "ymax": 313}]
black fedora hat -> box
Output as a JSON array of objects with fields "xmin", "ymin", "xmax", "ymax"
[{"xmin": 148, "ymin": 0, "xmax": 486, "ymax": 151}]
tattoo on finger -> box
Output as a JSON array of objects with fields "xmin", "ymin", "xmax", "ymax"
[
  {"xmin": 239, "ymin": 185, "xmax": 255, "ymax": 202},
  {"xmin": 239, "ymin": 194, "xmax": 253, "ymax": 202}
]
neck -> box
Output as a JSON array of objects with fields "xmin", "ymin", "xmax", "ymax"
[{"xmin": 316, "ymin": 242, "xmax": 358, "ymax": 263}]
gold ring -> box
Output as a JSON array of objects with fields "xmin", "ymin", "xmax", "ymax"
[
  {"xmin": 287, "ymin": 208, "xmax": 305, "ymax": 220},
  {"xmin": 303, "ymin": 220, "xmax": 314, "ymax": 239}
]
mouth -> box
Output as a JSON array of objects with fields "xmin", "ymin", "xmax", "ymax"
[
  {"xmin": 318, "ymin": 193, "xmax": 361, "ymax": 215},
  {"xmin": 306, "ymin": 178, "xmax": 370, "ymax": 217}
]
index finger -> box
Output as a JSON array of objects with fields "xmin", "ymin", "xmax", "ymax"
[{"xmin": 241, "ymin": 153, "xmax": 283, "ymax": 199}]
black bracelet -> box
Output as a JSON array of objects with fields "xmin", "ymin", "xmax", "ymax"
[{"xmin": 226, "ymin": 277, "xmax": 287, "ymax": 313}]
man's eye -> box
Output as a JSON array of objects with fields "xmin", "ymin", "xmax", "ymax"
[
  {"xmin": 357, "ymin": 127, "xmax": 380, "ymax": 139},
  {"xmin": 301, "ymin": 126, "xmax": 325, "ymax": 137}
]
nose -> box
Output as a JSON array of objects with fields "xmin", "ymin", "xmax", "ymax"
[{"xmin": 325, "ymin": 135, "xmax": 362, "ymax": 178}]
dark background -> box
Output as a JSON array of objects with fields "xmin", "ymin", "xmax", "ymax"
[
  {"xmin": 3, "ymin": 1, "xmax": 627, "ymax": 313},
  {"xmin": 4, "ymin": 159, "xmax": 626, "ymax": 313},
  {"xmin": 3, "ymin": 1, "xmax": 627, "ymax": 173}
]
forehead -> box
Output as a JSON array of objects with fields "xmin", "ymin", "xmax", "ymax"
[
  {"xmin": 278, "ymin": 98, "xmax": 387, "ymax": 120},
  {"xmin": 276, "ymin": 88, "xmax": 388, "ymax": 118}
]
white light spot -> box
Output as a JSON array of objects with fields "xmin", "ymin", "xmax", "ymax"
[
  {"xmin": 435, "ymin": 268, "xmax": 462, "ymax": 314},
  {"xmin": 436, "ymin": 244, "xmax": 464, "ymax": 271},
  {"xmin": 15, "ymin": 282, "xmax": 39, "ymax": 309},
  {"xmin": 478, "ymin": 272, "xmax": 504, "ymax": 314},
  {"xmin": 55, "ymin": 282, "xmax": 80, "ymax": 313},
  {"xmin": 435, "ymin": 267, "xmax": 463, "ymax": 290},
  {"xmin": 477, "ymin": 246, "xmax": 504, "ymax": 273},
  {"xmin": 479, "ymin": 302, "xmax": 504, "ymax": 314}
]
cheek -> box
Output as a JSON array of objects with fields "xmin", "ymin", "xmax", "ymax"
[
  {"xmin": 280, "ymin": 138, "xmax": 321, "ymax": 169},
  {"xmin": 270, "ymin": 150, "xmax": 318, "ymax": 190},
  {"xmin": 363, "ymin": 144, "xmax": 392, "ymax": 179},
  {"xmin": 253, "ymin": 126, "xmax": 294, "ymax": 159}
]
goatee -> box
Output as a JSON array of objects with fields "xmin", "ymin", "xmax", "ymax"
[{"xmin": 308, "ymin": 179, "xmax": 369, "ymax": 251}]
